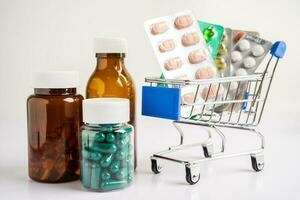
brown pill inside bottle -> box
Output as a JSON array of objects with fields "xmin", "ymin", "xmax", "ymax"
[
  {"xmin": 182, "ymin": 32, "xmax": 200, "ymax": 47},
  {"xmin": 150, "ymin": 22, "xmax": 169, "ymax": 35},
  {"xmin": 188, "ymin": 49, "xmax": 207, "ymax": 64},
  {"xmin": 174, "ymin": 15, "xmax": 193, "ymax": 29},
  {"xmin": 159, "ymin": 39, "xmax": 176, "ymax": 52},
  {"xmin": 164, "ymin": 57, "xmax": 183, "ymax": 71}
]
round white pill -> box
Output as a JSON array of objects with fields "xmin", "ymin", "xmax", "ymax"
[
  {"xmin": 235, "ymin": 68, "xmax": 248, "ymax": 76},
  {"xmin": 238, "ymin": 39, "xmax": 250, "ymax": 51},
  {"xmin": 251, "ymin": 44, "xmax": 265, "ymax": 57},
  {"xmin": 231, "ymin": 51, "xmax": 242, "ymax": 63},
  {"xmin": 243, "ymin": 57, "xmax": 256, "ymax": 68}
]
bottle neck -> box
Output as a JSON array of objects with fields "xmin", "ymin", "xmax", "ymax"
[
  {"xmin": 34, "ymin": 88, "xmax": 77, "ymax": 95},
  {"xmin": 95, "ymin": 53, "xmax": 126, "ymax": 71}
]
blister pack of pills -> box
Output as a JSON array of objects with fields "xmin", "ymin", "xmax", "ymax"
[
  {"xmin": 231, "ymin": 34, "xmax": 272, "ymax": 76},
  {"xmin": 144, "ymin": 10, "xmax": 217, "ymax": 81},
  {"xmin": 198, "ymin": 21, "xmax": 224, "ymax": 59}
]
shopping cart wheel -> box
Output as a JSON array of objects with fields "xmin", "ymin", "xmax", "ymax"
[
  {"xmin": 185, "ymin": 166, "xmax": 200, "ymax": 185},
  {"xmin": 251, "ymin": 154, "xmax": 264, "ymax": 172},
  {"xmin": 151, "ymin": 159, "xmax": 162, "ymax": 174}
]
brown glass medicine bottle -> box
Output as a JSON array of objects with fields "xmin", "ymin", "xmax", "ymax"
[
  {"xmin": 27, "ymin": 71, "xmax": 83, "ymax": 183},
  {"xmin": 86, "ymin": 38, "xmax": 136, "ymax": 168}
]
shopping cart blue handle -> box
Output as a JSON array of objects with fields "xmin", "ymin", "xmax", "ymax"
[
  {"xmin": 270, "ymin": 41, "xmax": 286, "ymax": 59},
  {"xmin": 142, "ymin": 86, "xmax": 181, "ymax": 120}
]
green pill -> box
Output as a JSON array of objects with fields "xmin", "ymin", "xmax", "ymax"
[
  {"xmin": 94, "ymin": 132, "xmax": 105, "ymax": 142},
  {"xmin": 90, "ymin": 163, "xmax": 101, "ymax": 190},
  {"xmin": 101, "ymin": 180, "xmax": 127, "ymax": 191},
  {"xmin": 93, "ymin": 143, "xmax": 117, "ymax": 153},
  {"xmin": 81, "ymin": 160, "xmax": 91, "ymax": 188},
  {"xmin": 128, "ymin": 174, "xmax": 133, "ymax": 183},
  {"xmin": 106, "ymin": 133, "xmax": 115, "ymax": 143},
  {"xmin": 116, "ymin": 168, "xmax": 127, "ymax": 180},
  {"xmin": 101, "ymin": 170, "xmax": 111, "ymax": 180},
  {"xmin": 88, "ymin": 151, "xmax": 102, "ymax": 161},
  {"xmin": 110, "ymin": 161, "xmax": 120, "ymax": 173},
  {"xmin": 115, "ymin": 150, "xmax": 127, "ymax": 160},
  {"xmin": 117, "ymin": 138, "xmax": 128, "ymax": 148},
  {"xmin": 100, "ymin": 154, "xmax": 114, "ymax": 168}
]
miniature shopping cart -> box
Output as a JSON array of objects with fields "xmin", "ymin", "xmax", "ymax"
[{"xmin": 141, "ymin": 41, "xmax": 286, "ymax": 185}]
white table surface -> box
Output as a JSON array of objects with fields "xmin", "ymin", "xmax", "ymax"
[{"xmin": 0, "ymin": 115, "xmax": 299, "ymax": 200}]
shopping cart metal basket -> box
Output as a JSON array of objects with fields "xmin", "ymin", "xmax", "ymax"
[{"xmin": 141, "ymin": 41, "xmax": 286, "ymax": 184}]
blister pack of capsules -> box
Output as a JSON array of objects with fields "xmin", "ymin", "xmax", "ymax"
[
  {"xmin": 215, "ymin": 28, "xmax": 233, "ymax": 77},
  {"xmin": 144, "ymin": 10, "xmax": 217, "ymax": 81},
  {"xmin": 198, "ymin": 21, "xmax": 224, "ymax": 59}
]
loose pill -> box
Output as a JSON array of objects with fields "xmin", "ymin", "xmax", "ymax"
[
  {"xmin": 115, "ymin": 150, "xmax": 127, "ymax": 160},
  {"xmin": 251, "ymin": 44, "xmax": 265, "ymax": 57},
  {"xmin": 150, "ymin": 21, "xmax": 168, "ymax": 35},
  {"xmin": 110, "ymin": 161, "xmax": 120, "ymax": 173},
  {"xmin": 95, "ymin": 132, "xmax": 105, "ymax": 142},
  {"xmin": 238, "ymin": 39, "xmax": 250, "ymax": 51},
  {"xmin": 174, "ymin": 15, "xmax": 193, "ymax": 29},
  {"xmin": 195, "ymin": 67, "xmax": 215, "ymax": 79},
  {"xmin": 181, "ymin": 92, "xmax": 196, "ymax": 104},
  {"xmin": 88, "ymin": 151, "xmax": 102, "ymax": 161},
  {"xmin": 164, "ymin": 57, "xmax": 183, "ymax": 71},
  {"xmin": 116, "ymin": 168, "xmax": 128, "ymax": 180},
  {"xmin": 235, "ymin": 68, "xmax": 248, "ymax": 76},
  {"xmin": 106, "ymin": 133, "xmax": 115, "ymax": 143},
  {"xmin": 100, "ymin": 154, "xmax": 114, "ymax": 168},
  {"xmin": 243, "ymin": 57, "xmax": 256, "ymax": 68},
  {"xmin": 93, "ymin": 143, "xmax": 117, "ymax": 153},
  {"xmin": 101, "ymin": 180, "xmax": 127, "ymax": 191},
  {"xmin": 188, "ymin": 49, "xmax": 207, "ymax": 64},
  {"xmin": 101, "ymin": 170, "xmax": 111, "ymax": 180},
  {"xmin": 159, "ymin": 39, "xmax": 176, "ymax": 53},
  {"xmin": 182, "ymin": 32, "xmax": 200, "ymax": 46},
  {"xmin": 231, "ymin": 51, "xmax": 242, "ymax": 63},
  {"xmin": 117, "ymin": 138, "xmax": 129, "ymax": 148}
]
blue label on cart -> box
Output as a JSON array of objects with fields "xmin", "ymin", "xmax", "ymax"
[{"xmin": 142, "ymin": 86, "xmax": 181, "ymax": 120}]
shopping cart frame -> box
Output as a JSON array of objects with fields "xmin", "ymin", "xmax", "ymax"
[{"xmin": 142, "ymin": 41, "xmax": 286, "ymax": 184}]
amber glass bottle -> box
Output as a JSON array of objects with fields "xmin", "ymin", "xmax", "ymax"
[
  {"xmin": 86, "ymin": 38, "xmax": 136, "ymax": 168},
  {"xmin": 27, "ymin": 71, "xmax": 83, "ymax": 183}
]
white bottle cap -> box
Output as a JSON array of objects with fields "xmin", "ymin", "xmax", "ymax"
[
  {"xmin": 94, "ymin": 37, "xmax": 128, "ymax": 53},
  {"xmin": 32, "ymin": 71, "xmax": 79, "ymax": 88},
  {"xmin": 83, "ymin": 98, "xmax": 130, "ymax": 124}
]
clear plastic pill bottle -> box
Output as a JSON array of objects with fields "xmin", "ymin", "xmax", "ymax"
[
  {"xmin": 27, "ymin": 71, "xmax": 83, "ymax": 183},
  {"xmin": 80, "ymin": 98, "xmax": 134, "ymax": 192}
]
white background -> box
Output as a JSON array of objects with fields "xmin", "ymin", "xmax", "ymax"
[
  {"xmin": 1, "ymin": 0, "xmax": 300, "ymax": 199},
  {"xmin": 0, "ymin": 0, "xmax": 299, "ymax": 119}
]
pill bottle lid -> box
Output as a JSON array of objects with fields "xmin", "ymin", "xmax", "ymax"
[
  {"xmin": 83, "ymin": 98, "xmax": 130, "ymax": 124},
  {"xmin": 32, "ymin": 71, "xmax": 79, "ymax": 88},
  {"xmin": 94, "ymin": 37, "xmax": 127, "ymax": 53}
]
